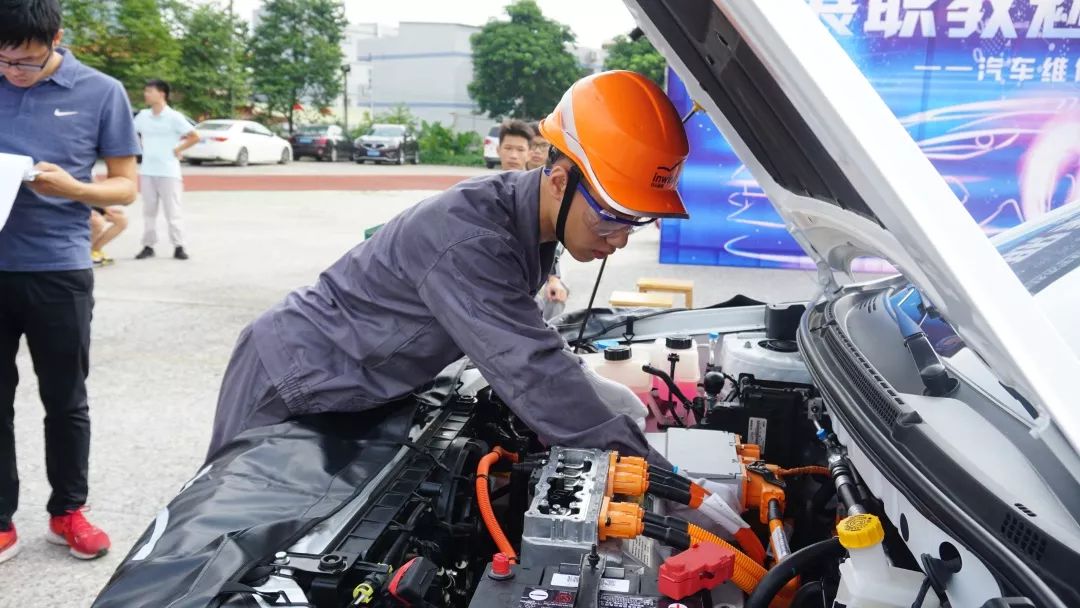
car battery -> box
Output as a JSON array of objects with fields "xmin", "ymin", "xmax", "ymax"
[{"xmin": 467, "ymin": 559, "xmax": 707, "ymax": 608}]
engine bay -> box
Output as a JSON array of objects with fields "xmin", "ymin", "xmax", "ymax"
[{"xmin": 213, "ymin": 304, "xmax": 955, "ymax": 608}]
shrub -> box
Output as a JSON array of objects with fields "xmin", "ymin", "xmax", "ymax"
[{"xmin": 418, "ymin": 121, "xmax": 483, "ymax": 166}]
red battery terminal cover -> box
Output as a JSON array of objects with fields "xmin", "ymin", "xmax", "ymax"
[{"xmin": 658, "ymin": 541, "xmax": 736, "ymax": 600}]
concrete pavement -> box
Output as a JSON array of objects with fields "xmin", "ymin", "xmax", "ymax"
[{"xmin": 4, "ymin": 185, "xmax": 825, "ymax": 607}]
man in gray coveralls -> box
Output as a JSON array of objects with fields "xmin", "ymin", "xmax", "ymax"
[{"xmin": 206, "ymin": 71, "xmax": 691, "ymax": 464}]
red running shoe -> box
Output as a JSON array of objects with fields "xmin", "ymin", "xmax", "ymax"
[
  {"xmin": 0, "ymin": 523, "xmax": 18, "ymax": 563},
  {"xmin": 47, "ymin": 508, "xmax": 110, "ymax": 560}
]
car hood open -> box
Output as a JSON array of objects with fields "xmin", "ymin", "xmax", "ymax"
[{"xmin": 623, "ymin": 0, "xmax": 1080, "ymax": 457}]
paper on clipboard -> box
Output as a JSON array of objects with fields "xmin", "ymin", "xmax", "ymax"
[{"xmin": 0, "ymin": 153, "xmax": 35, "ymax": 233}]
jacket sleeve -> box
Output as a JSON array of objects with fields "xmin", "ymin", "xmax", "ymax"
[{"xmin": 416, "ymin": 234, "xmax": 660, "ymax": 460}]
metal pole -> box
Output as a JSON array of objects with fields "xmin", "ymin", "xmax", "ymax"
[
  {"xmin": 227, "ymin": 0, "xmax": 235, "ymax": 114},
  {"xmin": 368, "ymin": 53, "xmax": 375, "ymax": 120},
  {"xmin": 342, "ymin": 65, "xmax": 349, "ymax": 133}
]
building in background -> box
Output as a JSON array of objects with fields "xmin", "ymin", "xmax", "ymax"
[
  {"xmin": 571, "ymin": 45, "xmax": 608, "ymax": 74},
  {"xmin": 252, "ymin": 12, "xmax": 607, "ymax": 137},
  {"xmin": 348, "ymin": 22, "xmax": 486, "ymax": 135}
]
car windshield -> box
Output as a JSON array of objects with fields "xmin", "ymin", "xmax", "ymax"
[
  {"xmin": 368, "ymin": 125, "xmax": 405, "ymax": 137},
  {"xmin": 197, "ymin": 122, "xmax": 232, "ymax": 131},
  {"xmin": 297, "ymin": 126, "xmax": 329, "ymax": 135}
]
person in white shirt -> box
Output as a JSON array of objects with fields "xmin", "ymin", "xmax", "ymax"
[{"xmin": 133, "ymin": 79, "xmax": 198, "ymax": 260}]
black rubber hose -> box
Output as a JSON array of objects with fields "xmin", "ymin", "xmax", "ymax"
[
  {"xmin": 836, "ymin": 483, "xmax": 865, "ymax": 516},
  {"xmin": 791, "ymin": 580, "xmax": 826, "ymax": 608},
  {"xmin": 830, "ymin": 459, "xmax": 868, "ymax": 516},
  {"xmin": 641, "ymin": 365, "xmax": 695, "ymax": 410},
  {"xmin": 745, "ymin": 537, "xmax": 846, "ymax": 608},
  {"xmin": 383, "ymin": 502, "xmax": 430, "ymax": 566},
  {"xmin": 643, "ymin": 511, "xmax": 690, "ymax": 532},
  {"xmin": 648, "ymin": 464, "xmax": 691, "ymax": 488},
  {"xmin": 642, "ymin": 522, "xmax": 692, "ymax": 551},
  {"xmin": 646, "ymin": 479, "xmax": 692, "ymax": 505}
]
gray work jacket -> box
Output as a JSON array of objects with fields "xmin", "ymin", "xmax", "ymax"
[{"xmin": 250, "ymin": 169, "xmax": 656, "ymax": 458}]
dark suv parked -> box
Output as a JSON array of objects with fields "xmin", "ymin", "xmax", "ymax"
[
  {"xmin": 290, "ymin": 125, "xmax": 350, "ymax": 162},
  {"xmin": 353, "ymin": 124, "xmax": 420, "ymax": 165}
]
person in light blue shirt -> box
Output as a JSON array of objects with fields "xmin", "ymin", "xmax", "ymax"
[{"xmin": 133, "ymin": 79, "xmax": 198, "ymax": 260}]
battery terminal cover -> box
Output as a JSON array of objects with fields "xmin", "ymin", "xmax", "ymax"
[{"xmin": 658, "ymin": 541, "xmax": 736, "ymax": 600}]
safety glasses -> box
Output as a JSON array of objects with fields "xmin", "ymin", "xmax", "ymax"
[
  {"xmin": 544, "ymin": 167, "xmax": 656, "ymax": 237},
  {"xmin": 578, "ymin": 184, "xmax": 656, "ymax": 236}
]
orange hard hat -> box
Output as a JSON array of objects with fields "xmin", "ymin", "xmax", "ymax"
[{"xmin": 539, "ymin": 70, "xmax": 690, "ymax": 219}]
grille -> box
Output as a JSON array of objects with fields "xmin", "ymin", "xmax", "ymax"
[
  {"xmin": 1000, "ymin": 512, "xmax": 1047, "ymax": 562},
  {"xmin": 823, "ymin": 327, "xmax": 902, "ymax": 427}
]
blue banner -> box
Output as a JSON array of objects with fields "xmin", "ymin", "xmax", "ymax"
[{"xmin": 664, "ymin": 0, "xmax": 1080, "ymax": 269}]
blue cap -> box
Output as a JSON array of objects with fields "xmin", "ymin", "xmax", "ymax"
[
  {"xmin": 816, "ymin": 428, "xmax": 828, "ymax": 441},
  {"xmin": 708, "ymin": 332, "xmax": 719, "ymax": 339},
  {"xmin": 594, "ymin": 339, "xmax": 619, "ymax": 351}
]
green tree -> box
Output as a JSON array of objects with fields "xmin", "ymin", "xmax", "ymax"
[
  {"xmin": 603, "ymin": 34, "xmax": 665, "ymax": 86},
  {"xmin": 251, "ymin": 0, "xmax": 348, "ymax": 133},
  {"xmin": 349, "ymin": 105, "xmax": 420, "ymax": 140},
  {"xmin": 62, "ymin": 0, "xmax": 182, "ymax": 103},
  {"xmin": 468, "ymin": 0, "xmax": 585, "ymax": 119},
  {"xmin": 374, "ymin": 105, "xmax": 419, "ymax": 130},
  {"xmin": 172, "ymin": 3, "xmax": 250, "ymax": 120}
]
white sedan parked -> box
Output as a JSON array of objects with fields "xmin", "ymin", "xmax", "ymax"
[{"xmin": 182, "ymin": 120, "xmax": 292, "ymax": 167}]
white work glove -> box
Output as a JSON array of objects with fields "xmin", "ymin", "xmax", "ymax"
[{"xmin": 579, "ymin": 360, "xmax": 649, "ymax": 431}]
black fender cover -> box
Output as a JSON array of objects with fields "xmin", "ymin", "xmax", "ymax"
[{"xmin": 93, "ymin": 403, "xmax": 415, "ymax": 608}]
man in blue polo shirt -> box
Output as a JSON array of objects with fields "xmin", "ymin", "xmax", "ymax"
[{"xmin": 0, "ymin": 0, "xmax": 140, "ymax": 563}]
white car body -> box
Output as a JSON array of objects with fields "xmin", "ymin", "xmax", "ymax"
[
  {"xmin": 183, "ymin": 120, "xmax": 291, "ymax": 166},
  {"xmin": 629, "ymin": 0, "xmax": 1080, "ymax": 455},
  {"xmin": 483, "ymin": 125, "xmax": 500, "ymax": 168},
  {"xmin": 628, "ymin": 0, "xmax": 1080, "ymax": 605}
]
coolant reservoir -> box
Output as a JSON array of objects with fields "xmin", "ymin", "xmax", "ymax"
[
  {"xmin": 649, "ymin": 336, "xmax": 701, "ymax": 402},
  {"xmin": 582, "ymin": 346, "xmax": 651, "ymax": 403},
  {"xmin": 833, "ymin": 514, "xmax": 940, "ymax": 608},
  {"xmin": 719, "ymin": 332, "xmax": 811, "ymax": 385}
]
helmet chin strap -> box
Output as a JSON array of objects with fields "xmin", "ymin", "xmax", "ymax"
[{"xmin": 555, "ymin": 165, "xmax": 581, "ymax": 247}]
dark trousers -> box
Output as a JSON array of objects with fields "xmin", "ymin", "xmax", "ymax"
[{"xmin": 0, "ymin": 270, "xmax": 94, "ymax": 525}]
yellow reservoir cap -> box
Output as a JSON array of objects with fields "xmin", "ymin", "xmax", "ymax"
[{"xmin": 836, "ymin": 514, "xmax": 885, "ymax": 549}]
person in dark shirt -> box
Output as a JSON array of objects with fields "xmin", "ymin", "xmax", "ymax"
[
  {"xmin": 205, "ymin": 71, "xmax": 690, "ymax": 472},
  {"xmin": 0, "ymin": 0, "xmax": 140, "ymax": 563}
]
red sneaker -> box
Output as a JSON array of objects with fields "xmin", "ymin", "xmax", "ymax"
[
  {"xmin": 47, "ymin": 508, "xmax": 110, "ymax": 560},
  {"xmin": 0, "ymin": 523, "xmax": 18, "ymax": 564}
]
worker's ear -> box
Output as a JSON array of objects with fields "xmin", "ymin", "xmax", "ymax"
[{"xmin": 546, "ymin": 164, "xmax": 569, "ymax": 199}]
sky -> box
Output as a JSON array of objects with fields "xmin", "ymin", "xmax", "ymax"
[{"xmin": 213, "ymin": 0, "xmax": 639, "ymax": 48}]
